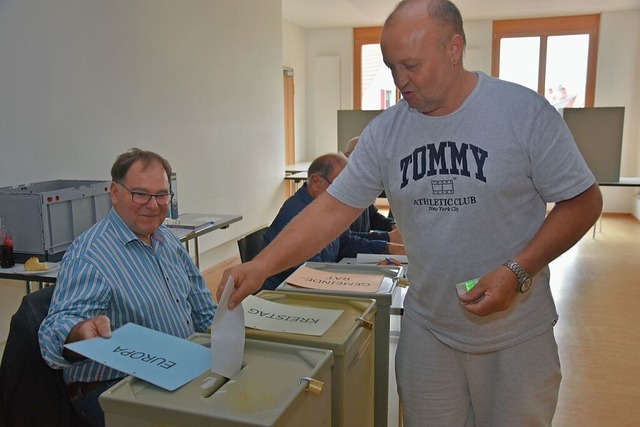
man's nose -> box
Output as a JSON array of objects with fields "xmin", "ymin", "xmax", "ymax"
[
  {"xmin": 393, "ymin": 69, "xmax": 408, "ymax": 89},
  {"xmin": 144, "ymin": 196, "xmax": 160, "ymax": 207}
]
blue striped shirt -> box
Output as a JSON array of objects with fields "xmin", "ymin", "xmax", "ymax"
[{"xmin": 38, "ymin": 208, "xmax": 216, "ymax": 384}]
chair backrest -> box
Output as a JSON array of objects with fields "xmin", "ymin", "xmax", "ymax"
[
  {"xmin": 237, "ymin": 226, "xmax": 269, "ymax": 263},
  {"xmin": 0, "ymin": 285, "xmax": 78, "ymax": 426}
]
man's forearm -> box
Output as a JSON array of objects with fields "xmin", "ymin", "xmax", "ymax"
[{"xmin": 514, "ymin": 183, "xmax": 602, "ymax": 276}]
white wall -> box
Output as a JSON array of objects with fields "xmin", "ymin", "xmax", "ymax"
[
  {"xmin": 463, "ymin": 21, "xmax": 494, "ymax": 73},
  {"xmin": 296, "ymin": 10, "xmax": 640, "ymax": 213},
  {"xmin": 597, "ymin": 11, "xmax": 640, "ymax": 176},
  {"xmin": 0, "ymin": 0, "xmax": 288, "ymax": 268},
  {"xmin": 304, "ymin": 28, "xmax": 353, "ymax": 157},
  {"xmin": 594, "ymin": 10, "xmax": 640, "ymax": 212}
]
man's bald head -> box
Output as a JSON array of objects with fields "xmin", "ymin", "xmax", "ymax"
[{"xmin": 306, "ymin": 153, "xmax": 348, "ymax": 198}]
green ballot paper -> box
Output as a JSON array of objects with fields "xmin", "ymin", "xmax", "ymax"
[{"xmin": 455, "ymin": 278, "xmax": 479, "ymax": 297}]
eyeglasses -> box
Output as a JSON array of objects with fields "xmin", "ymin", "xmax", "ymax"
[
  {"xmin": 117, "ymin": 182, "xmax": 174, "ymax": 206},
  {"xmin": 316, "ymin": 174, "xmax": 333, "ymax": 185}
]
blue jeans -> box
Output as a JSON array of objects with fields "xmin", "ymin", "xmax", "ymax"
[{"xmin": 70, "ymin": 379, "xmax": 121, "ymax": 427}]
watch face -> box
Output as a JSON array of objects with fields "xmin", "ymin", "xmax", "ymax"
[{"xmin": 520, "ymin": 278, "xmax": 532, "ymax": 293}]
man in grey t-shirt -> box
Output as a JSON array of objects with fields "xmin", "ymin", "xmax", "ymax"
[{"xmin": 219, "ymin": 1, "xmax": 602, "ymax": 425}]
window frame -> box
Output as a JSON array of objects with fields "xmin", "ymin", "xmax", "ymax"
[
  {"xmin": 353, "ymin": 26, "xmax": 383, "ymax": 110},
  {"xmin": 491, "ymin": 14, "xmax": 600, "ymax": 107}
]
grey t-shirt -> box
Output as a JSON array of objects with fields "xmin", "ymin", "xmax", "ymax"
[{"xmin": 329, "ymin": 72, "xmax": 595, "ymax": 353}]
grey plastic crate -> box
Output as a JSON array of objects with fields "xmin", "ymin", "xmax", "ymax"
[{"xmin": 0, "ymin": 180, "xmax": 112, "ymax": 261}]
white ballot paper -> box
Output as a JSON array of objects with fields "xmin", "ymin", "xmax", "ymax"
[
  {"xmin": 210, "ymin": 276, "xmax": 245, "ymax": 378},
  {"xmin": 243, "ymin": 295, "xmax": 343, "ymax": 336}
]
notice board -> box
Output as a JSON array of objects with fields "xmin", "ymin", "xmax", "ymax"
[
  {"xmin": 337, "ymin": 110, "xmax": 382, "ymax": 153},
  {"xmin": 562, "ymin": 106, "xmax": 625, "ymax": 183}
]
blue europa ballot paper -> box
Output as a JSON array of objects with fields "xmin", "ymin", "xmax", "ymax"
[{"xmin": 64, "ymin": 323, "xmax": 210, "ymax": 391}]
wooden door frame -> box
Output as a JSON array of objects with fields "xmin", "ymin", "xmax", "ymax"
[{"xmin": 283, "ymin": 68, "xmax": 295, "ymax": 165}]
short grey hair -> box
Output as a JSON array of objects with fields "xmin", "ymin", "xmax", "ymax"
[{"xmin": 111, "ymin": 148, "xmax": 172, "ymax": 182}]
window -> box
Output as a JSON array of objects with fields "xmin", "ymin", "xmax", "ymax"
[
  {"xmin": 492, "ymin": 15, "xmax": 600, "ymax": 109},
  {"xmin": 353, "ymin": 27, "xmax": 398, "ymax": 110},
  {"xmin": 383, "ymin": 90, "xmax": 393, "ymax": 109},
  {"xmin": 355, "ymin": 15, "xmax": 599, "ymax": 110}
]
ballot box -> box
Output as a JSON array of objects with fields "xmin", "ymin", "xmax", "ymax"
[
  {"xmin": 249, "ymin": 290, "xmax": 376, "ymax": 427},
  {"xmin": 276, "ymin": 262, "xmax": 402, "ymax": 427},
  {"xmin": 100, "ymin": 337, "xmax": 333, "ymax": 427}
]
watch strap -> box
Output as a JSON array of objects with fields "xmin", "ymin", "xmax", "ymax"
[{"xmin": 502, "ymin": 260, "xmax": 532, "ymax": 293}]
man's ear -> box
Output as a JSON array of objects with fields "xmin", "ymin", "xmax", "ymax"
[
  {"xmin": 109, "ymin": 181, "xmax": 119, "ymax": 205},
  {"xmin": 307, "ymin": 173, "xmax": 320, "ymax": 189},
  {"xmin": 449, "ymin": 33, "xmax": 464, "ymax": 65}
]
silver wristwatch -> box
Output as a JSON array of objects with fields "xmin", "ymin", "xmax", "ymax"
[{"xmin": 502, "ymin": 260, "xmax": 532, "ymax": 293}]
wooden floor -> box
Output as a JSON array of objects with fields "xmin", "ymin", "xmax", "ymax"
[
  {"xmin": 202, "ymin": 214, "xmax": 640, "ymax": 426},
  {"xmin": 551, "ymin": 214, "xmax": 640, "ymax": 426}
]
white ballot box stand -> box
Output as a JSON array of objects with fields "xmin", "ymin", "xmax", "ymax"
[
  {"xmin": 276, "ymin": 262, "xmax": 402, "ymax": 427},
  {"xmin": 250, "ymin": 290, "xmax": 376, "ymax": 427},
  {"xmin": 99, "ymin": 336, "xmax": 333, "ymax": 427}
]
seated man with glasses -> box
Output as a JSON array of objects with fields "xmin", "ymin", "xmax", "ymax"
[
  {"xmin": 344, "ymin": 136, "xmax": 401, "ymax": 244},
  {"xmin": 38, "ymin": 148, "xmax": 216, "ymax": 427},
  {"xmin": 260, "ymin": 152, "xmax": 405, "ymax": 290}
]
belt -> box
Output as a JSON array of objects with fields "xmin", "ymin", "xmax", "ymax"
[{"xmin": 67, "ymin": 380, "xmax": 110, "ymax": 402}]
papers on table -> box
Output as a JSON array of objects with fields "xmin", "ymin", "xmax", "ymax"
[
  {"xmin": 166, "ymin": 213, "xmax": 221, "ymax": 230},
  {"xmin": 64, "ymin": 323, "xmax": 210, "ymax": 391},
  {"xmin": 356, "ymin": 253, "xmax": 409, "ymax": 264},
  {"xmin": 243, "ymin": 295, "xmax": 343, "ymax": 336},
  {"xmin": 210, "ymin": 276, "xmax": 245, "ymax": 379},
  {"xmin": 286, "ymin": 265, "xmax": 385, "ymax": 293}
]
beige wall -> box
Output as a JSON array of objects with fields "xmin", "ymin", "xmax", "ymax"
[{"xmin": 0, "ymin": 0, "xmax": 288, "ymax": 268}]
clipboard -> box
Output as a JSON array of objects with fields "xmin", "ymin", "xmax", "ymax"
[{"xmin": 166, "ymin": 213, "xmax": 220, "ymax": 229}]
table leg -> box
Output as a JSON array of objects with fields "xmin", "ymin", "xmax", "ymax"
[
  {"xmin": 599, "ymin": 213, "xmax": 603, "ymax": 233},
  {"xmin": 194, "ymin": 237, "xmax": 200, "ymax": 269},
  {"xmin": 591, "ymin": 213, "xmax": 603, "ymax": 238}
]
